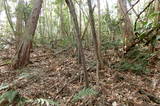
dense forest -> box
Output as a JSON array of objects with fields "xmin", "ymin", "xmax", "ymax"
[{"xmin": 0, "ymin": 0, "xmax": 160, "ymax": 105}]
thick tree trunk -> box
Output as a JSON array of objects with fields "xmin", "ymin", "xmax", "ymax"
[
  {"xmin": 65, "ymin": 0, "xmax": 89, "ymax": 88},
  {"xmin": 12, "ymin": 0, "xmax": 43, "ymax": 69},
  {"xmin": 87, "ymin": 0, "xmax": 103, "ymax": 70}
]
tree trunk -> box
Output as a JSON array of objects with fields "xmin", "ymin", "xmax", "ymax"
[
  {"xmin": 3, "ymin": 0, "xmax": 16, "ymax": 36},
  {"xmin": 151, "ymin": 0, "xmax": 160, "ymax": 52},
  {"xmin": 154, "ymin": 0, "xmax": 160, "ymax": 22},
  {"xmin": 12, "ymin": 0, "xmax": 43, "ymax": 69},
  {"xmin": 118, "ymin": 0, "xmax": 134, "ymax": 50},
  {"xmin": 65, "ymin": 0, "xmax": 89, "ymax": 88},
  {"xmin": 87, "ymin": 0, "xmax": 103, "ymax": 70},
  {"xmin": 15, "ymin": 0, "xmax": 24, "ymax": 48},
  {"xmin": 60, "ymin": 0, "xmax": 65, "ymax": 37}
]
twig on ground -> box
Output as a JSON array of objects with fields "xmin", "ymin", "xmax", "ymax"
[
  {"xmin": 139, "ymin": 89, "xmax": 160, "ymax": 104},
  {"xmin": 54, "ymin": 72, "xmax": 81, "ymax": 99}
]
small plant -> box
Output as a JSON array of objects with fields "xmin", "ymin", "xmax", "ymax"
[
  {"xmin": 114, "ymin": 47, "xmax": 152, "ymax": 74},
  {"xmin": 0, "ymin": 90, "xmax": 59, "ymax": 106},
  {"xmin": 102, "ymin": 39, "xmax": 122, "ymax": 50},
  {"xmin": 118, "ymin": 61, "xmax": 150, "ymax": 74},
  {"xmin": 0, "ymin": 90, "xmax": 26, "ymax": 106},
  {"xmin": 72, "ymin": 88, "xmax": 98, "ymax": 102}
]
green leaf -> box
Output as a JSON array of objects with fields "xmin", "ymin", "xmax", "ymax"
[
  {"xmin": 0, "ymin": 90, "xmax": 18, "ymax": 103},
  {"xmin": 148, "ymin": 12, "xmax": 160, "ymax": 19}
]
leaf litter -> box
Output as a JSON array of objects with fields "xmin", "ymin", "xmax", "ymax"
[{"xmin": 0, "ymin": 46, "xmax": 160, "ymax": 106}]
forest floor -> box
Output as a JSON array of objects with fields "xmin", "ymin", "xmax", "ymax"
[{"xmin": 0, "ymin": 46, "xmax": 160, "ymax": 106}]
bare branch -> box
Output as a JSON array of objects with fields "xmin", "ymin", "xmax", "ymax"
[
  {"xmin": 134, "ymin": 0, "xmax": 155, "ymax": 30},
  {"xmin": 126, "ymin": 0, "xmax": 140, "ymax": 15}
]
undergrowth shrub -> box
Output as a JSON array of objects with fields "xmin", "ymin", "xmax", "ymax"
[
  {"xmin": 0, "ymin": 91, "xmax": 59, "ymax": 106},
  {"xmin": 0, "ymin": 84, "xmax": 97, "ymax": 105},
  {"xmin": 113, "ymin": 47, "xmax": 153, "ymax": 74},
  {"xmin": 102, "ymin": 39, "xmax": 123, "ymax": 50},
  {"xmin": 0, "ymin": 89, "xmax": 59, "ymax": 106}
]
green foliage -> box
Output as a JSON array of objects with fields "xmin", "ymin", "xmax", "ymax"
[
  {"xmin": 118, "ymin": 61, "xmax": 150, "ymax": 74},
  {"xmin": 72, "ymin": 88, "xmax": 98, "ymax": 102},
  {"xmin": 102, "ymin": 39, "xmax": 123, "ymax": 50},
  {"xmin": 148, "ymin": 11, "xmax": 160, "ymax": 19},
  {"xmin": 56, "ymin": 36, "xmax": 74, "ymax": 48},
  {"xmin": 114, "ymin": 48, "xmax": 152, "ymax": 74},
  {"xmin": 101, "ymin": 13, "xmax": 121, "ymax": 35},
  {"xmin": 0, "ymin": 90, "xmax": 59, "ymax": 106},
  {"xmin": 0, "ymin": 90, "xmax": 26, "ymax": 105}
]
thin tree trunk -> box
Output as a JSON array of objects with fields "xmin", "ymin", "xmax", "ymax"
[
  {"xmin": 151, "ymin": 0, "xmax": 160, "ymax": 52},
  {"xmin": 87, "ymin": 0, "xmax": 103, "ymax": 70},
  {"xmin": 60, "ymin": 0, "xmax": 65, "ymax": 37},
  {"xmin": 118, "ymin": 0, "xmax": 134, "ymax": 50},
  {"xmin": 78, "ymin": 0, "xmax": 82, "ymax": 64},
  {"xmin": 12, "ymin": 0, "xmax": 43, "ymax": 69},
  {"xmin": 15, "ymin": 0, "xmax": 24, "ymax": 48},
  {"xmin": 154, "ymin": 0, "xmax": 160, "ymax": 23},
  {"xmin": 3, "ymin": 0, "xmax": 16, "ymax": 36},
  {"xmin": 96, "ymin": 0, "xmax": 103, "ymax": 85},
  {"xmin": 65, "ymin": 0, "xmax": 89, "ymax": 88}
]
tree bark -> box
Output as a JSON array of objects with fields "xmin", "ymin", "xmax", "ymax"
[
  {"xmin": 12, "ymin": 0, "xmax": 43, "ymax": 69},
  {"xmin": 118, "ymin": 0, "xmax": 134, "ymax": 50},
  {"xmin": 65, "ymin": 0, "xmax": 89, "ymax": 88},
  {"xmin": 15, "ymin": 0, "xmax": 24, "ymax": 48},
  {"xmin": 155, "ymin": 0, "xmax": 160, "ymax": 21},
  {"xmin": 87, "ymin": 0, "xmax": 103, "ymax": 70},
  {"xmin": 151, "ymin": 0, "xmax": 160, "ymax": 51}
]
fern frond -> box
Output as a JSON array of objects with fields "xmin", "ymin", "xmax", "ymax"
[
  {"xmin": 29, "ymin": 98, "xmax": 59, "ymax": 106},
  {"xmin": 0, "ymin": 90, "xmax": 18, "ymax": 103},
  {"xmin": 72, "ymin": 88, "xmax": 98, "ymax": 102}
]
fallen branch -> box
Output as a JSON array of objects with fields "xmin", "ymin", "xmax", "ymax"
[
  {"xmin": 125, "ymin": 25, "xmax": 160, "ymax": 53},
  {"xmin": 55, "ymin": 73, "xmax": 81, "ymax": 97},
  {"xmin": 0, "ymin": 63, "xmax": 10, "ymax": 67},
  {"xmin": 139, "ymin": 89, "xmax": 160, "ymax": 104}
]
